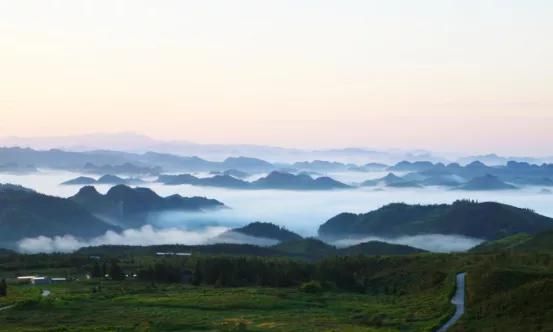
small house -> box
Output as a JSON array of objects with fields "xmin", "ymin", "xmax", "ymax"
[
  {"xmin": 155, "ymin": 252, "xmax": 192, "ymax": 257},
  {"xmin": 31, "ymin": 277, "xmax": 51, "ymax": 285},
  {"xmin": 16, "ymin": 276, "xmax": 37, "ymax": 284}
]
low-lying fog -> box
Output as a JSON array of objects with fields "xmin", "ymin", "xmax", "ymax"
[{"xmin": 2, "ymin": 170, "xmax": 553, "ymax": 253}]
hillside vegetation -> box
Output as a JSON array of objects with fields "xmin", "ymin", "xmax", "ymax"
[
  {"xmin": 319, "ymin": 200, "xmax": 553, "ymax": 240},
  {"xmin": 232, "ymin": 222, "xmax": 303, "ymax": 242},
  {"xmin": 472, "ymin": 230, "xmax": 553, "ymax": 253}
]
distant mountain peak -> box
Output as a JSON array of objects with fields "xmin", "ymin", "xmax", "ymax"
[
  {"xmin": 466, "ymin": 160, "xmax": 488, "ymax": 168},
  {"xmin": 76, "ymin": 185, "xmax": 101, "ymax": 196},
  {"xmin": 70, "ymin": 185, "xmax": 225, "ymax": 227},
  {"xmin": 0, "ymin": 183, "xmax": 35, "ymax": 193}
]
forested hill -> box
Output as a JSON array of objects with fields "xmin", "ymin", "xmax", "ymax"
[
  {"xmin": 0, "ymin": 185, "xmax": 119, "ymax": 242},
  {"xmin": 69, "ymin": 185, "xmax": 224, "ymax": 227},
  {"xmin": 231, "ymin": 222, "xmax": 303, "ymax": 242},
  {"xmin": 319, "ymin": 200, "xmax": 553, "ymax": 240}
]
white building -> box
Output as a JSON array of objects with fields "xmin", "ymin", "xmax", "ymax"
[
  {"xmin": 17, "ymin": 276, "xmax": 67, "ymax": 285},
  {"xmin": 155, "ymin": 252, "xmax": 192, "ymax": 257},
  {"xmin": 16, "ymin": 276, "xmax": 37, "ymax": 284}
]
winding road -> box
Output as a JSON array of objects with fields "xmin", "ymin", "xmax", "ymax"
[{"xmin": 436, "ymin": 272, "xmax": 466, "ymax": 332}]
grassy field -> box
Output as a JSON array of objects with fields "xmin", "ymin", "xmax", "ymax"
[
  {"xmin": 0, "ymin": 279, "xmax": 453, "ymax": 332},
  {"xmin": 3, "ymin": 250, "xmax": 553, "ymax": 331}
]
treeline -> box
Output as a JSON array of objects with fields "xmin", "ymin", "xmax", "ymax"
[
  {"xmin": 90, "ymin": 260, "xmax": 125, "ymax": 281},
  {"xmin": 0, "ymin": 253, "xmax": 91, "ymax": 273},
  {"xmin": 137, "ymin": 261, "xmax": 192, "ymax": 283},
  {"xmin": 191, "ymin": 257, "xmax": 311, "ymax": 288},
  {"xmin": 126, "ymin": 255, "xmax": 455, "ymax": 294}
]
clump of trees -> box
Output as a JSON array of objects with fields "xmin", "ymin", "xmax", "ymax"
[
  {"xmin": 300, "ymin": 280, "xmax": 323, "ymax": 293},
  {"xmin": 80, "ymin": 253, "xmax": 456, "ymax": 295},
  {"xmin": 109, "ymin": 260, "xmax": 125, "ymax": 281},
  {"xmin": 88, "ymin": 260, "xmax": 125, "ymax": 280},
  {"xmin": 107, "ymin": 254, "xmax": 447, "ymax": 294},
  {"xmin": 137, "ymin": 262, "xmax": 191, "ymax": 283},
  {"xmin": 191, "ymin": 256, "xmax": 312, "ymax": 288}
]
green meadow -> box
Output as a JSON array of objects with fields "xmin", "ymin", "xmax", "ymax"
[{"xmin": 0, "ymin": 281, "xmax": 451, "ymax": 331}]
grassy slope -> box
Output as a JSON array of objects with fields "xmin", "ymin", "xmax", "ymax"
[
  {"xmin": 470, "ymin": 233, "xmax": 533, "ymax": 252},
  {"xmin": 451, "ymin": 253, "xmax": 553, "ymax": 332},
  {"xmin": 516, "ymin": 230, "xmax": 553, "ymax": 252},
  {"xmin": 471, "ymin": 230, "xmax": 553, "ymax": 253}
]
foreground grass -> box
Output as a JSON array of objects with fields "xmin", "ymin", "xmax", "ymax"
[
  {"xmin": 4, "ymin": 251, "xmax": 553, "ymax": 331},
  {"xmin": 0, "ymin": 280, "xmax": 452, "ymax": 332}
]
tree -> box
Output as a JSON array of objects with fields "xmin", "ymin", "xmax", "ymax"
[
  {"xmin": 0, "ymin": 279, "xmax": 7, "ymax": 297},
  {"xmin": 109, "ymin": 260, "xmax": 125, "ymax": 281},
  {"xmin": 91, "ymin": 262, "xmax": 102, "ymax": 278}
]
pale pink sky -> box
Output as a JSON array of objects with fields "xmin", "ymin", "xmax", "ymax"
[{"xmin": 1, "ymin": 1, "xmax": 552, "ymax": 154}]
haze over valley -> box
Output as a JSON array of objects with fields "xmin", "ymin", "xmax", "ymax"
[{"xmin": 2, "ymin": 140, "xmax": 553, "ymax": 254}]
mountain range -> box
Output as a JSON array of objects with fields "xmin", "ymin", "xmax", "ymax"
[
  {"xmin": 399, "ymin": 161, "xmax": 553, "ymax": 188},
  {"xmin": 158, "ymin": 171, "xmax": 351, "ymax": 190},
  {"xmin": 0, "ymin": 163, "xmax": 37, "ymax": 174},
  {"xmin": 0, "ymin": 133, "xmax": 447, "ymax": 164},
  {"xmin": 0, "ymin": 185, "xmax": 119, "ymax": 243},
  {"xmin": 362, "ymin": 173, "xmax": 421, "ymax": 188},
  {"xmin": 456, "ymin": 174, "xmax": 517, "ymax": 191},
  {"xmin": 62, "ymin": 175, "xmax": 144, "ymax": 186},
  {"xmin": 0, "ymin": 147, "xmax": 281, "ymax": 173},
  {"xmin": 0, "ymin": 183, "xmax": 226, "ymax": 245},
  {"xmin": 2, "ymin": 145, "xmax": 553, "ymax": 191},
  {"xmin": 360, "ymin": 161, "xmax": 553, "ymax": 189}
]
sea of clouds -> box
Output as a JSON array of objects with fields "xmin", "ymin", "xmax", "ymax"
[
  {"xmin": 5, "ymin": 170, "xmax": 552, "ymax": 254},
  {"xmin": 17, "ymin": 225, "xmax": 228, "ymax": 254},
  {"xmin": 330, "ymin": 234, "xmax": 485, "ymax": 253},
  {"xmin": 17, "ymin": 224, "xmax": 483, "ymax": 254}
]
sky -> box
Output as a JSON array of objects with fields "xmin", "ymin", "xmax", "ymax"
[{"xmin": 1, "ymin": 0, "xmax": 552, "ymax": 155}]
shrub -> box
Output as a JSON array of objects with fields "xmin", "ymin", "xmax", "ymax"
[{"xmin": 300, "ymin": 280, "xmax": 323, "ymax": 294}]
